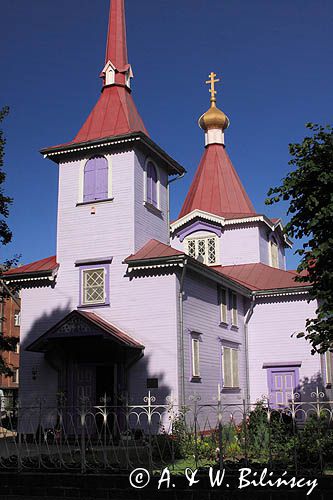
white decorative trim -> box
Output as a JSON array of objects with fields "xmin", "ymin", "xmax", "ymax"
[
  {"xmin": 44, "ymin": 137, "xmax": 140, "ymax": 158},
  {"xmin": 127, "ymin": 262, "xmax": 181, "ymax": 272},
  {"xmin": 255, "ymin": 289, "xmax": 310, "ymax": 299},
  {"xmin": 5, "ymin": 275, "xmax": 56, "ymax": 284},
  {"xmin": 170, "ymin": 209, "xmax": 292, "ymax": 247}
]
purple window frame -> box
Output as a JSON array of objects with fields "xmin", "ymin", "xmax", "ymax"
[
  {"xmin": 83, "ymin": 156, "xmax": 108, "ymax": 203},
  {"xmin": 146, "ymin": 161, "xmax": 158, "ymax": 207},
  {"xmin": 78, "ymin": 263, "xmax": 110, "ymax": 308}
]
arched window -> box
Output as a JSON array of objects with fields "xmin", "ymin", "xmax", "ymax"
[
  {"xmin": 83, "ymin": 156, "xmax": 108, "ymax": 202},
  {"xmin": 270, "ymin": 236, "xmax": 279, "ymax": 268},
  {"xmin": 186, "ymin": 233, "xmax": 218, "ymax": 265},
  {"xmin": 146, "ymin": 161, "xmax": 158, "ymax": 207}
]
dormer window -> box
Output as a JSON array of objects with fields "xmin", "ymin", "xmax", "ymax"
[
  {"xmin": 186, "ymin": 234, "xmax": 218, "ymax": 265},
  {"xmin": 269, "ymin": 236, "xmax": 279, "ymax": 268},
  {"xmin": 83, "ymin": 156, "xmax": 108, "ymax": 203},
  {"xmin": 146, "ymin": 161, "xmax": 158, "ymax": 208}
]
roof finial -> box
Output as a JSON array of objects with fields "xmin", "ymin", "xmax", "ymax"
[
  {"xmin": 199, "ymin": 71, "xmax": 230, "ymax": 147},
  {"xmin": 205, "ymin": 72, "xmax": 220, "ymax": 107},
  {"xmin": 100, "ymin": 0, "xmax": 133, "ymax": 89}
]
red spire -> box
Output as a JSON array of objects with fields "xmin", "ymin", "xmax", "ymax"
[
  {"xmin": 105, "ymin": 0, "xmax": 128, "ymax": 69},
  {"xmin": 70, "ymin": 0, "xmax": 148, "ymax": 145},
  {"xmin": 179, "ymin": 144, "xmax": 256, "ymax": 219}
]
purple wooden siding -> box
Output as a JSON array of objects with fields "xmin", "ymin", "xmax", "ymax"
[
  {"xmin": 147, "ymin": 162, "xmax": 157, "ymax": 206},
  {"xmin": 84, "ymin": 156, "xmax": 108, "ymax": 202}
]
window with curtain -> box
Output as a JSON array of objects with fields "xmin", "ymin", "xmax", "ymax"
[
  {"xmin": 191, "ymin": 337, "xmax": 201, "ymax": 378},
  {"xmin": 230, "ymin": 292, "xmax": 238, "ymax": 326},
  {"xmin": 270, "ymin": 236, "xmax": 279, "ymax": 268},
  {"xmin": 222, "ymin": 346, "xmax": 239, "ymax": 388},
  {"xmin": 146, "ymin": 161, "xmax": 158, "ymax": 207},
  {"xmin": 83, "ymin": 156, "xmax": 108, "ymax": 202},
  {"xmin": 219, "ymin": 287, "xmax": 228, "ymax": 323}
]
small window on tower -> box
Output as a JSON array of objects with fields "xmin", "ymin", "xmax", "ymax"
[
  {"xmin": 270, "ymin": 236, "xmax": 279, "ymax": 269},
  {"xmin": 146, "ymin": 161, "xmax": 158, "ymax": 208},
  {"xmin": 83, "ymin": 156, "xmax": 109, "ymax": 202}
]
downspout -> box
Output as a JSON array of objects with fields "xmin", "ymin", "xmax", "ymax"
[
  {"xmin": 178, "ymin": 259, "xmax": 188, "ymax": 407},
  {"xmin": 244, "ymin": 293, "xmax": 256, "ymax": 405},
  {"xmin": 167, "ymin": 173, "xmax": 185, "ymax": 244}
]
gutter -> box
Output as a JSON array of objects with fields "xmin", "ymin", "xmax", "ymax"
[
  {"xmin": 244, "ymin": 293, "xmax": 256, "ymax": 405},
  {"xmin": 178, "ymin": 259, "xmax": 188, "ymax": 408}
]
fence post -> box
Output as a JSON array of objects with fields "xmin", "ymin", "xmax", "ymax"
[
  {"xmin": 17, "ymin": 398, "xmax": 22, "ymax": 473},
  {"xmin": 314, "ymin": 387, "xmax": 324, "ymax": 474},
  {"xmin": 145, "ymin": 391, "xmax": 155, "ymax": 473},
  {"xmin": 80, "ymin": 398, "xmax": 86, "ymax": 474},
  {"xmin": 291, "ymin": 389, "xmax": 298, "ymax": 476},
  {"xmin": 242, "ymin": 397, "xmax": 249, "ymax": 466},
  {"xmin": 266, "ymin": 397, "xmax": 272, "ymax": 470},
  {"xmin": 217, "ymin": 384, "xmax": 224, "ymax": 471}
]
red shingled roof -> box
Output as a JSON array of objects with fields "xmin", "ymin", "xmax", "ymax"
[
  {"xmin": 72, "ymin": 85, "xmax": 148, "ymax": 145},
  {"xmin": 78, "ymin": 311, "xmax": 144, "ymax": 348},
  {"xmin": 212, "ymin": 263, "xmax": 309, "ymax": 291},
  {"xmin": 179, "ymin": 144, "xmax": 256, "ymax": 219},
  {"xmin": 125, "ymin": 239, "xmax": 184, "ymax": 261},
  {"xmin": 3, "ymin": 256, "xmax": 58, "ymax": 277},
  {"xmin": 126, "ymin": 240, "xmax": 309, "ymax": 292}
]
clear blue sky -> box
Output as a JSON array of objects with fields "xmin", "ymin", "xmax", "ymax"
[{"xmin": 1, "ymin": 0, "xmax": 332, "ymax": 269}]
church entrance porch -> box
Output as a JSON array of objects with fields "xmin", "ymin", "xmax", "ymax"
[{"xmin": 26, "ymin": 310, "xmax": 144, "ymax": 437}]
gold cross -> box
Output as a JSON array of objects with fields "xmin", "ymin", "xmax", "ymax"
[{"xmin": 205, "ymin": 72, "xmax": 220, "ymax": 102}]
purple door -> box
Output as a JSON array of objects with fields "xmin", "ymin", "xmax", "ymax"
[{"xmin": 267, "ymin": 367, "xmax": 298, "ymax": 407}]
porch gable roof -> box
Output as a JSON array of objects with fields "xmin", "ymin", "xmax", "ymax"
[{"xmin": 26, "ymin": 310, "xmax": 144, "ymax": 353}]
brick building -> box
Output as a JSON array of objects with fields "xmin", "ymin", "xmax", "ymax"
[{"xmin": 0, "ymin": 292, "xmax": 20, "ymax": 406}]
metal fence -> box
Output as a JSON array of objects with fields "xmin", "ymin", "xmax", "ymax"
[{"xmin": 1, "ymin": 388, "xmax": 333, "ymax": 475}]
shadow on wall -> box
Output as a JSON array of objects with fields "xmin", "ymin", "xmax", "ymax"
[
  {"xmin": 296, "ymin": 373, "xmax": 329, "ymax": 402},
  {"xmin": 20, "ymin": 302, "xmax": 72, "ymax": 404},
  {"xmin": 128, "ymin": 353, "xmax": 172, "ymax": 406}
]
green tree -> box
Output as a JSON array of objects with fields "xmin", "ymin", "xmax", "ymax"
[
  {"xmin": 266, "ymin": 123, "xmax": 333, "ymax": 354},
  {"xmin": 0, "ymin": 106, "xmax": 18, "ymax": 376}
]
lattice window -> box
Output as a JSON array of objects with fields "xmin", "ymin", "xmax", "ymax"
[
  {"xmin": 207, "ymin": 238, "xmax": 216, "ymax": 264},
  {"xmin": 83, "ymin": 268, "xmax": 105, "ymax": 305},
  {"xmin": 187, "ymin": 239, "xmax": 196, "ymax": 258},
  {"xmin": 186, "ymin": 236, "xmax": 218, "ymax": 265}
]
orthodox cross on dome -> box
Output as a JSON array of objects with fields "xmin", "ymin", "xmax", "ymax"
[{"xmin": 205, "ymin": 72, "xmax": 220, "ymax": 104}]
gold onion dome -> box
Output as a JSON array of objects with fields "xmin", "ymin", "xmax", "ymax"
[{"xmin": 199, "ymin": 72, "xmax": 230, "ymax": 132}]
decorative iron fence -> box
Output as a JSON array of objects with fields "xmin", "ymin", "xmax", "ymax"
[{"xmin": 1, "ymin": 388, "xmax": 333, "ymax": 474}]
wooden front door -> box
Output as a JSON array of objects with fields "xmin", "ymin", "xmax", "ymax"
[{"xmin": 268, "ymin": 367, "xmax": 297, "ymax": 407}]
